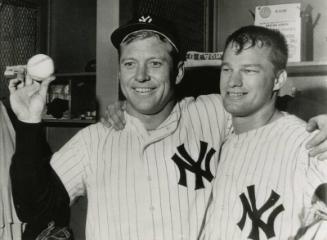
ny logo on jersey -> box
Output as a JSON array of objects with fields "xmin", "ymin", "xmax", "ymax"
[
  {"xmin": 237, "ymin": 185, "xmax": 285, "ymax": 240},
  {"xmin": 171, "ymin": 141, "xmax": 215, "ymax": 190}
]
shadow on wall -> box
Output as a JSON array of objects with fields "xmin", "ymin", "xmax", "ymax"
[{"xmin": 280, "ymin": 88, "xmax": 327, "ymax": 122}]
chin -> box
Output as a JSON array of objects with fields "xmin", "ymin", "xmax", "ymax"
[
  {"xmin": 224, "ymin": 103, "xmax": 240, "ymax": 113},
  {"xmin": 225, "ymin": 106, "xmax": 248, "ymax": 117},
  {"xmin": 135, "ymin": 106, "xmax": 158, "ymax": 115}
]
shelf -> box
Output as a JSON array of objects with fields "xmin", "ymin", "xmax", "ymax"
[
  {"xmin": 184, "ymin": 59, "xmax": 327, "ymax": 76},
  {"xmin": 43, "ymin": 118, "xmax": 95, "ymax": 123},
  {"xmin": 43, "ymin": 118, "xmax": 96, "ymax": 126},
  {"xmin": 287, "ymin": 61, "xmax": 327, "ymax": 76},
  {"xmin": 55, "ymin": 72, "xmax": 96, "ymax": 77}
]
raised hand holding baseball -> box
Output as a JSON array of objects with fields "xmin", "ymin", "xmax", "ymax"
[{"xmin": 9, "ymin": 54, "xmax": 55, "ymax": 123}]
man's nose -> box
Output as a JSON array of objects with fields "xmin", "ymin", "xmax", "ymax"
[
  {"xmin": 135, "ymin": 64, "xmax": 150, "ymax": 82},
  {"xmin": 228, "ymin": 71, "xmax": 242, "ymax": 87}
]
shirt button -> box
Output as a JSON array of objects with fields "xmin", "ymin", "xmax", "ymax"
[
  {"xmin": 150, "ymin": 206, "xmax": 155, "ymax": 211},
  {"xmin": 147, "ymin": 176, "xmax": 152, "ymax": 181}
]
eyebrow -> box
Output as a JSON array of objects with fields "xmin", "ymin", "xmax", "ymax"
[
  {"xmin": 120, "ymin": 56, "xmax": 169, "ymax": 62},
  {"xmin": 119, "ymin": 57, "xmax": 134, "ymax": 63},
  {"xmin": 242, "ymin": 64, "xmax": 262, "ymax": 68},
  {"xmin": 221, "ymin": 62, "xmax": 263, "ymax": 68}
]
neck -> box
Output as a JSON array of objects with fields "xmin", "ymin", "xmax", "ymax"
[
  {"xmin": 127, "ymin": 99, "xmax": 177, "ymax": 131},
  {"xmin": 232, "ymin": 102, "xmax": 282, "ymax": 134}
]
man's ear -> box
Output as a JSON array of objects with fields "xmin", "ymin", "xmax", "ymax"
[
  {"xmin": 175, "ymin": 61, "xmax": 184, "ymax": 85},
  {"xmin": 273, "ymin": 69, "xmax": 287, "ymax": 91}
]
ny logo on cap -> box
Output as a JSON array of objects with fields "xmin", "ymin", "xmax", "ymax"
[{"xmin": 139, "ymin": 15, "xmax": 152, "ymax": 23}]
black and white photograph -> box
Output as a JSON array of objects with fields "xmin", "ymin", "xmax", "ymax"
[{"xmin": 1, "ymin": 0, "xmax": 327, "ymax": 239}]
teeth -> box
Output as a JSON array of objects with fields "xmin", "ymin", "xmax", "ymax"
[
  {"xmin": 228, "ymin": 92, "xmax": 244, "ymax": 97},
  {"xmin": 135, "ymin": 88, "xmax": 152, "ymax": 93}
]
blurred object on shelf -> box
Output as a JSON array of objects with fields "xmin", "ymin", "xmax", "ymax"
[
  {"xmin": 4, "ymin": 65, "xmax": 26, "ymax": 79},
  {"xmin": 84, "ymin": 59, "xmax": 96, "ymax": 72},
  {"xmin": 45, "ymin": 84, "xmax": 70, "ymax": 119},
  {"xmin": 300, "ymin": 4, "xmax": 321, "ymax": 62},
  {"xmin": 184, "ymin": 51, "xmax": 222, "ymax": 68},
  {"xmin": 43, "ymin": 73, "xmax": 97, "ymax": 122},
  {"xmin": 80, "ymin": 110, "xmax": 96, "ymax": 120},
  {"xmin": 47, "ymin": 98, "xmax": 69, "ymax": 119}
]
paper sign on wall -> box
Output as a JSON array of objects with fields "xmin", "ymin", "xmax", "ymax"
[{"xmin": 255, "ymin": 3, "xmax": 301, "ymax": 62}]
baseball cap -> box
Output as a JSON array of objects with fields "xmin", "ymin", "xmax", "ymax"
[{"xmin": 111, "ymin": 14, "xmax": 180, "ymax": 52}]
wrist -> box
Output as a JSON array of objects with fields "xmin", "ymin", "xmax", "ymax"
[{"xmin": 18, "ymin": 116, "xmax": 42, "ymax": 124}]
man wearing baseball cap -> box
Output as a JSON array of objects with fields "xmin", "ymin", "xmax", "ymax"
[
  {"xmin": 9, "ymin": 14, "xmax": 229, "ymax": 240},
  {"xmin": 8, "ymin": 14, "xmax": 327, "ymax": 240}
]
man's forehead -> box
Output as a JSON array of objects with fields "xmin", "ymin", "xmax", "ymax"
[
  {"xmin": 123, "ymin": 30, "xmax": 177, "ymax": 50},
  {"xmin": 120, "ymin": 36, "xmax": 174, "ymax": 60},
  {"xmin": 122, "ymin": 35, "xmax": 173, "ymax": 50},
  {"xmin": 222, "ymin": 46, "xmax": 274, "ymax": 69}
]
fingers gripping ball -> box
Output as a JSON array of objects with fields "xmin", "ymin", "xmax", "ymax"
[{"xmin": 27, "ymin": 54, "xmax": 54, "ymax": 81}]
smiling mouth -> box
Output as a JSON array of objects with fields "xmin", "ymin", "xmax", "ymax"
[
  {"xmin": 133, "ymin": 87, "xmax": 155, "ymax": 94},
  {"xmin": 227, "ymin": 92, "xmax": 247, "ymax": 97}
]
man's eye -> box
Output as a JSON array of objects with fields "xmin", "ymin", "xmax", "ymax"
[
  {"xmin": 243, "ymin": 69, "xmax": 259, "ymax": 74},
  {"xmin": 123, "ymin": 61, "xmax": 135, "ymax": 68},
  {"xmin": 149, "ymin": 61, "xmax": 162, "ymax": 67},
  {"xmin": 221, "ymin": 67, "xmax": 231, "ymax": 72}
]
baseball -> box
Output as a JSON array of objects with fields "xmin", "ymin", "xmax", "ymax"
[{"xmin": 26, "ymin": 54, "xmax": 54, "ymax": 81}]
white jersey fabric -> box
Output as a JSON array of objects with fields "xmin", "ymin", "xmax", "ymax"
[
  {"xmin": 50, "ymin": 94, "xmax": 231, "ymax": 240},
  {"xmin": 201, "ymin": 114, "xmax": 327, "ymax": 240},
  {"xmin": 0, "ymin": 102, "xmax": 23, "ymax": 240}
]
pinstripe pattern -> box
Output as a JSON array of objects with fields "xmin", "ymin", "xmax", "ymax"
[
  {"xmin": 50, "ymin": 94, "xmax": 230, "ymax": 240},
  {"xmin": 201, "ymin": 114, "xmax": 327, "ymax": 240}
]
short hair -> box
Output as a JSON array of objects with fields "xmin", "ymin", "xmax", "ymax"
[
  {"xmin": 119, "ymin": 30, "xmax": 181, "ymax": 67},
  {"xmin": 223, "ymin": 25, "xmax": 288, "ymax": 72}
]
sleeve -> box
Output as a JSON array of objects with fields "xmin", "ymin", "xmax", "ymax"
[
  {"xmin": 10, "ymin": 121, "xmax": 70, "ymax": 237},
  {"xmin": 304, "ymin": 149, "xmax": 327, "ymax": 207},
  {"xmin": 50, "ymin": 126, "xmax": 90, "ymax": 202},
  {"xmin": 196, "ymin": 94, "xmax": 233, "ymax": 141},
  {"xmin": 296, "ymin": 138, "xmax": 327, "ymax": 233}
]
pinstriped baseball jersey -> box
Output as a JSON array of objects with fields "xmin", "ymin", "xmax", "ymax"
[
  {"xmin": 201, "ymin": 114, "xmax": 327, "ymax": 240},
  {"xmin": 50, "ymin": 94, "xmax": 231, "ymax": 240}
]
